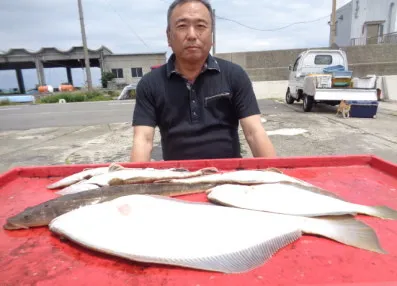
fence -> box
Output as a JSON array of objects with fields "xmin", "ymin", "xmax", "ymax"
[{"xmin": 351, "ymin": 32, "xmax": 397, "ymax": 46}]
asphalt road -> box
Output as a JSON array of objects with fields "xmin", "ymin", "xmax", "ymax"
[
  {"xmin": 1, "ymin": 98, "xmax": 397, "ymax": 173},
  {"xmin": 0, "ymin": 101, "xmax": 136, "ymax": 131}
]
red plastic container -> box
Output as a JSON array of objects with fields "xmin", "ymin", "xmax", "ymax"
[{"xmin": 1, "ymin": 155, "xmax": 397, "ymax": 285}]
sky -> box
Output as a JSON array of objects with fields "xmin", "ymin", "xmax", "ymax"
[{"xmin": 0, "ymin": 0, "xmax": 351, "ymax": 91}]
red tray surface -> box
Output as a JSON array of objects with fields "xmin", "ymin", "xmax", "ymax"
[{"xmin": 1, "ymin": 155, "xmax": 397, "ymax": 286}]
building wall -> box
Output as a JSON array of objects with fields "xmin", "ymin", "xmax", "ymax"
[
  {"xmin": 102, "ymin": 53, "xmax": 166, "ymax": 85},
  {"xmin": 215, "ymin": 43, "xmax": 397, "ymax": 82},
  {"xmin": 350, "ymin": 0, "xmax": 397, "ymax": 40},
  {"xmin": 335, "ymin": 2, "xmax": 353, "ymax": 47}
]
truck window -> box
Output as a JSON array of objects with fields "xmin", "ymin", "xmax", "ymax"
[{"xmin": 314, "ymin": 55, "xmax": 333, "ymax": 65}]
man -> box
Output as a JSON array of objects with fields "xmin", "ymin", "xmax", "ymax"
[{"xmin": 130, "ymin": 0, "xmax": 276, "ymax": 162}]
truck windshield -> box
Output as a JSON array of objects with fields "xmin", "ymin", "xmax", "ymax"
[{"xmin": 314, "ymin": 55, "xmax": 333, "ymax": 65}]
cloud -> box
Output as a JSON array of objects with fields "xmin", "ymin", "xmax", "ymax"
[{"xmin": 0, "ymin": 0, "xmax": 352, "ymax": 90}]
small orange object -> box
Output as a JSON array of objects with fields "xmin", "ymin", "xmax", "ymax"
[
  {"xmin": 38, "ymin": 85, "xmax": 49, "ymax": 93},
  {"xmin": 59, "ymin": 84, "xmax": 74, "ymax": 92}
]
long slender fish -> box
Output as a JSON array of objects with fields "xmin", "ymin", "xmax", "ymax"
[
  {"xmin": 49, "ymin": 194, "xmax": 386, "ymax": 274},
  {"xmin": 3, "ymin": 182, "xmax": 218, "ymax": 230},
  {"xmin": 55, "ymin": 180, "xmax": 100, "ymax": 195},
  {"xmin": 46, "ymin": 163, "xmax": 126, "ymax": 190},
  {"xmin": 153, "ymin": 169, "xmax": 313, "ymax": 186},
  {"xmin": 85, "ymin": 167, "xmax": 219, "ymax": 187},
  {"xmin": 206, "ymin": 182, "xmax": 397, "ymax": 220}
]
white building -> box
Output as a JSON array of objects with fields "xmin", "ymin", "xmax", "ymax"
[
  {"xmin": 102, "ymin": 52, "xmax": 166, "ymax": 87},
  {"xmin": 334, "ymin": 0, "xmax": 397, "ymax": 46}
]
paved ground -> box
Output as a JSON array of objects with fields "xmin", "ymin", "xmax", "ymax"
[
  {"xmin": 0, "ymin": 99, "xmax": 396, "ymax": 173},
  {"xmin": 0, "ymin": 101, "xmax": 135, "ymax": 131}
]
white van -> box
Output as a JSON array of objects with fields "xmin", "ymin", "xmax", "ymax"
[{"xmin": 286, "ymin": 49, "xmax": 378, "ymax": 112}]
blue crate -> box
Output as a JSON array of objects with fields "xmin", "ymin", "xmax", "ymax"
[
  {"xmin": 323, "ymin": 65, "xmax": 353, "ymax": 78},
  {"xmin": 346, "ymin": 100, "xmax": 378, "ymax": 118}
]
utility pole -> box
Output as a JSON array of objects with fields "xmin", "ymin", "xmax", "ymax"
[
  {"xmin": 212, "ymin": 9, "xmax": 216, "ymax": 56},
  {"xmin": 77, "ymin": 0, "xmax": 93, "ymax": 91},
  {"xmin": 330, "ymin": 0, "xmax": 337, "ymax": 47}
]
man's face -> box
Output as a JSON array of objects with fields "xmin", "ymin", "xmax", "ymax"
[{"xmin": 167, "ymin": 1, "xmax": 213, "ymax": 63}]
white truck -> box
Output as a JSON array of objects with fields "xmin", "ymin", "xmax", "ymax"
[{"xmin": 285, "ymin": 49, "xmax": 378, "ymax": 112}]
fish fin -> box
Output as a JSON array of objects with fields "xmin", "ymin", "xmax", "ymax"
[
  {"xmin": 358, "ymin": 205, "xmax": 397, "ymax": 220},
  {"xmin": 108, "ymin": 163, "xmax": 125, "ymax": 172},
  {"xmin": 152, "ymin": 179, "xmax": 173, "ymax": 183},
  {"xmin": 169, "ymin": 168, "xmax": 189, "ymax": 172},
  {"xmin": 135, "ymin": 229, "xmax": 302, "ymax": 273},
  {"xmin": 200, "ymin": 167, "xmax": 219, "ymax": 174},
  {"xmin": 108, "ymin": 178, "xmax": 126, "ymax": 186},
  {"xmin": 303, "ymin": 215, "xmax": 386, "ymax": 254},
  {"xmin": 261, "ymin": 168, "xmax": 284, "ymax": 174},
  {"xmin": 280, "ymin": 181, "xmax": 346, "ymax": 201}
]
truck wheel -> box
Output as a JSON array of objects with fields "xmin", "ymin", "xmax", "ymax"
[
  {"xmin": 303, "ymin": 94, "xmax": 314, "ymax": 112},
  {"xmin": 285, "ymin": 89, "xmax": 295, "ymax": 104}
]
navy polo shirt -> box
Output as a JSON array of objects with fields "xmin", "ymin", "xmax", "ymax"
[{"xmin": 132, "ymin": 53, "xmax": 260, "ymax": 161}]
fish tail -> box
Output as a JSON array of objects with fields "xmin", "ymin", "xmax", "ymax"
[
  {"xmin": 108, "ymin": 163, "xmax": 125, "ymax": 172},
  {"xmin": 302, "ymin": 215, "xmax": 386, "ymax": 254},
  {"xmin": 358, "ymin": 205, "xmax": 397, "ymax": 220}
]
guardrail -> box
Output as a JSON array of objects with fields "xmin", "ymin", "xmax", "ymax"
[{"xmin": 351, "ymin": 32, "xmax": 397, "ymax": 46}]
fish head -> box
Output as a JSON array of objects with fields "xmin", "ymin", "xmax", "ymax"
[{"xmin": 3, "ymin": 205, "xmax": 55, "ymax": 230}]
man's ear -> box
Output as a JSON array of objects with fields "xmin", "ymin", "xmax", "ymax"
[{"xmin": 166, "ymin": 29, "xmax": 171, "ymax": 47}]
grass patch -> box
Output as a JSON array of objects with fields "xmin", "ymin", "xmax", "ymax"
[
  {"xmin": 38, "ymin": 91, "xmax": 113, "ymax": 104},
  {"xmin": 0, "ymin": 99, "xmax": 11, "ymax": 106}
]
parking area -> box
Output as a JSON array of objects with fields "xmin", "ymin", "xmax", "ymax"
[{"xmin": 0, "ymin": 99, "xmax": 396, "ymax": 173}]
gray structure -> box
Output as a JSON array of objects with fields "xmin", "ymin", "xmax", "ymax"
[
  {"xmin": 0, "ymin": 46, "xmax": 166, "ymax": 93},
  {"xmin": 333, "ymin": 0, "xmax": 397, "ymax": 47},
  {"xmin": 216, "ymin": 43, "xmax": 397, "ymax": 81}
]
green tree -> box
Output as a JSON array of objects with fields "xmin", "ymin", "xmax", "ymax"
[{"xmin": 101, "ymin": 71, "xmax": 115, "ymax": 88}]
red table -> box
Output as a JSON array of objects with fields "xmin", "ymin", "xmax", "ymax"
[{"xmin": 1, "ymin": 155, "xmax": 397, "ymax": 285}]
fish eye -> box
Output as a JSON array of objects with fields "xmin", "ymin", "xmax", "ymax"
[{"xmin": 23, "ymin": 215, "xmax": 29, "ymax": 220}]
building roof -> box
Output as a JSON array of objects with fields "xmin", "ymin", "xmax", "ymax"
[{"xmin": 0, "ymin": 45, "xmax": 113, "ymax": 57}]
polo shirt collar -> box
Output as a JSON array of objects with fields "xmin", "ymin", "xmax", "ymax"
[{"xmin": 166, "ymin": 53, "xmax": 220, "ymax": 78}]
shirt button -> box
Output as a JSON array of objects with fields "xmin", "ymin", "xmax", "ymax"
[
  {"xmin": 192, "ymin": 100, "xmax": 196, "ymax": 104},
  {"xmin": 193, "ymin": 112, "xmax": 197, "ymax": 116}
]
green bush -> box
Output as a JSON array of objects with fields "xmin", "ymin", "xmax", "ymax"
[
  {"xmin": 38, "ymin": 91, "xmax": 113, "ymax": 104},
  {"xmin": 101, "ymin": 72, "xmax": 115, "ymax": 88},
  {"xmin": 0, "ymin": 99, "xmax": 11, "ymax": 106}
]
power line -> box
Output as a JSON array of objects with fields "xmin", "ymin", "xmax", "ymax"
[
  {"xmin": 216, "ymin": 14, "xmax": 331, "ymax": 32},
  {"xmin": 158, "ymin": 0, "xmax": 330, "ymax": 32},
  {"xmin": 103, "ymin": 0, "xmax": 150, "ymax": 49}
]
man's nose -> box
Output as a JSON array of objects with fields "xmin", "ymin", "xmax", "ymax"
[{"xmin": 186, "ymin": 26, "xmax": 197, "ymax": 40}]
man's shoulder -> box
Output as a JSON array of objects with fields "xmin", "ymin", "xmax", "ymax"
[
  {"xmin": 213, "ymin": 56, "xmax": 246, "ymax": 75},
  {"xmin": 138, "ymin": 64, "xmax": 167, "ymax": 86}
]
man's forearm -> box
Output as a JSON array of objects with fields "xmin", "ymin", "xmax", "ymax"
[
  {"xmin": 246, "ymin": 130, "xmax": 276, "ymax": 158},
  {"xmin": 130, "ymin": 140, "xmax": 153, "ymax": 162}
]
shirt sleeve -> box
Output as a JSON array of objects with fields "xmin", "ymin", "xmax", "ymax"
[
  {"xmin": 132, "ymin": 77, "xmax": 157, "ymax": 127},
  {"xmin": 231, "ymin": 64, "xmax": 261, "ymax": 119}
]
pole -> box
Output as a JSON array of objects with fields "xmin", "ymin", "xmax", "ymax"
[
  {"xmin": 330, "ymin": 0, "xmax": 337, "ymax": 47},
  {"xmin": 78, "ymin": 0, "xmax": 93, "ymax": 91},
  {"xmin": 212, "ymin": 9, "xmax": 216, "ymax": 56}
]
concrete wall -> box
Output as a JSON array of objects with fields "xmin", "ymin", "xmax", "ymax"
[
  {"xmin": 102, "ymin": 53, "xmax": 166, "ymax": 85},
  {"xmin": 251, "ymin": 76, "xmax": 397, "ymax": 101},
  {"xmin": 335, "ymin": 1, "xmax": 353, "ymax": 47},
  {"xmin": 382, "ymin": 75, "xmax": 397, "ymax": 100},
  {"xmin": 216, "ymin": 43, "xmax": 397, "ymax": 82},
  {"xmin": 252, "ymin": 80, "xmax": 288, "ymax": 100}
]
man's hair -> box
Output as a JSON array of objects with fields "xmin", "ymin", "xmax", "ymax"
[{"xmin": 167, "ymin": 0, "xmax": 214, "ymax": 31}]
